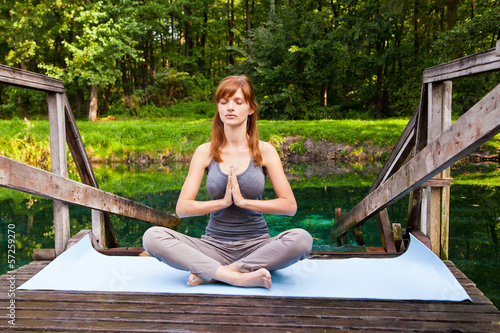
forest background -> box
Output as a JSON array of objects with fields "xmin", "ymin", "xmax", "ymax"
[{"xmin": 0, "ymin": 0, "xmax": 499, "ymax": 122}]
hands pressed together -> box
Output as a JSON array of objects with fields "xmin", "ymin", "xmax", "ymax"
[{"xmin": 222, "ymin": 166, "xmax": 246, "ymax": 208}]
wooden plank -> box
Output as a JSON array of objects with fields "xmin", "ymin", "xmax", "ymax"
[
  {"xmin": 423, "ymin": 46, "xmax": 500, "ymax": 83},
  {"xmin": 0, "ymin": 64, "xmax": 64, "ymax": 93},
  {"xmin": 63, "ymin": 94, "xmax": 97, "ymax": 187},
  {"xmin": 406, "ymin": 188, "xmax": 422, "ymax": 233},
  {"xmin": 376, "ymin": 209, "xmax": 397, "ymax": 252},
  {"xmin": 32, "ymin": 249, "xmax": 56, "ymax": 261},
  {"xmin": 66, "ymin": 229, "xmax": 101, "ymax": 250},
  {"xmin": 0, "ymin": 292, "xmax": 497, "ymax": 332},
  {"xmin": 420, "ymin": 178, "xmax": 452, "ymax": 187},
  {"xmin": 9, "ymin": 300, "xmax": 500, "ymax": 322},
  {"xmin": 48, "ymin": 92, "xmax": 70, "ymax": 256},
  {"xmin": 425, "ymin": 81, "xmax": 452, "ymax": 257},
  {"xmin": 0, "ymin": 155, "xmax": 180, "ymax": 228},
  {"xmin": 332, "ymin": 83, "xmax": 500, "ymax": 238},
  {"xmin": 64, "ymin": 95, "xmax": 119, "ymax": 248},
  {"xmin": 369, "ymin": 106, "xmax": 418, "ymax": 193}
]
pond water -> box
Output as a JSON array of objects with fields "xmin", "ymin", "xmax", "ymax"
[{"xmin": 0, "ymin": 161, "xmax": 498, "ymax": 309}]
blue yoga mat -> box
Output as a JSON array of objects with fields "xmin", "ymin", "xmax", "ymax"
[{"xmin": 19, "ymin": 234, "xmax": 470, "ymax": 301}]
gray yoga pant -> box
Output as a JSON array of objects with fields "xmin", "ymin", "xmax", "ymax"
[{"xmin": 143, "ymin": 226, "xmax": 313, "ymax": 281}]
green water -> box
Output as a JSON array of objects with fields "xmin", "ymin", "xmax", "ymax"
[{"xmin": 0, "ymin": 163, "xmax": 498, "ymax": 309}]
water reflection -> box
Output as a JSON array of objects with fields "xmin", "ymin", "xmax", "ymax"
[{"xmin": 0, "ymin": 161, "xmax": 498, "ymax": 309}]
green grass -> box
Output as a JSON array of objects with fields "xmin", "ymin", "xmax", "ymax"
[
  {"xmin": 0, "ymin": 118, "xmax": 410, "ymax": 164},
  {"xmin": 0, "ymin": 118, "xmax": 498, "ymax": 190}
]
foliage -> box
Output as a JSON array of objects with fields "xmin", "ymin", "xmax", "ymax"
[{"xmin": 0, "ymin": 0, "xmax": 498, "ymax": 120}]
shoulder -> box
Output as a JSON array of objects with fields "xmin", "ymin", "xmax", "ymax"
[
  {"xmin": 259, "ymin": 141, "xmax": 280, "ymax": 167},
  {"xmin": 196, "ymin": 142, "xmax": 212, "ymax": 154},
  {"xmin": 191, "ymin": 142, "xmax": 212, "ymax": 166}
]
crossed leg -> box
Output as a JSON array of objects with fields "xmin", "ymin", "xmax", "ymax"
[{"xmin": 187, "ymin": 262, "xmax": 272, "ymax": 289}]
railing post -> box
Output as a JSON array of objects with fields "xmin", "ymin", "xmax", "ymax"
[
  {"xmin": 48, "ymin": 92, "xmax": 70, "ymax": 256},
  {"xmin": 421, "ymin": 81, "xmax": 452, "ymax": 258}
]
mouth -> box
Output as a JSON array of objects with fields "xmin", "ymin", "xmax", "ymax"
[{"xmin": 225, "ymin": 114, "xmax": 236, "ymax": 119}]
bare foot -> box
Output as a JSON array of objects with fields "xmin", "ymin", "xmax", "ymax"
[
  {"xmin": 188, "ymin": 266, "xmax": 272, "ymax": 289},
  {"xmin": 234, "ymin": 268, "xmax": 272, "ymax": 289},
  {"xmin": 187, "ymin": 273, "xmax": 214, "ymax": 287}
]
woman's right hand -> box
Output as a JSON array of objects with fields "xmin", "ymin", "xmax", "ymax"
[{"xmin": 221, "ymin": 170, "xmax": 234, "ymax": 207}]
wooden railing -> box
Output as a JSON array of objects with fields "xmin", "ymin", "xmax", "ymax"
[
  {"xmin": 0, "ymin": 64, "xmax": 180, "ymax": 255},
  {"xmin": 332, "ymin": 41, "xmax": 500, "ymax": 259}
]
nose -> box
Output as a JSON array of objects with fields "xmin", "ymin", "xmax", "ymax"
[{"xmin": 227, "ymin": 101, "xmax": 235, "ymax": 111}]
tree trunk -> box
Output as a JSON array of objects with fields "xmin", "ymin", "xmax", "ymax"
[
  {"xmin": 89, "ymin": 84, "xmax": 98, "ymax": 122},
  {"xmin": 447, "ymin": 0, "xmax": 459, "ymax": 30},
  {"xmin": 228, "ymin": 0, "xmax": 235, "ymax": 65},
  {"xmin": 413, "ymin": 0, "xmax": 421, "ymax": 55},
  {"xmin": 245, "ymin": 0, "xmax": 253, "ymax": 56},
  {"xmin": 75, "ymin": 90, "xmax": 84, "ymax": 118}
]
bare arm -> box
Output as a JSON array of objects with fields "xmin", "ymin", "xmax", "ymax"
[
  {"xmin": 175, "ymin": 143, "xmax": 232, "ymax": 218},
  {"xmin": 231, "ymin": 142, "xmax": 297, "ymax": 216}
]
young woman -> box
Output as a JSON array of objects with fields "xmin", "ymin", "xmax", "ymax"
[{"xmin": 143, "ymin": 75, "xmax": 312, "ymax": 289}]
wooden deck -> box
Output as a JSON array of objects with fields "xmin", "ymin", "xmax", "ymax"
[{"xmin": 1, "ymin": 255, "xmax": 499, "ymax": 332}]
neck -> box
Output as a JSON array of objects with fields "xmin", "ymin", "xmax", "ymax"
[{"xmin": 223, "ymin": 122, "xmax": 249, "ymax": 149}]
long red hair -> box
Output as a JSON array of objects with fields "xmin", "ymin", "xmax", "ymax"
[{"xmin": 210, "ymin": 75, "xmax": 262, "ymax": 165}]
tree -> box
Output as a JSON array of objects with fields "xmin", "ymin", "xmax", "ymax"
[{"xmin": 43, "ymin": 0, "xmax": 143, "ymax": 121}]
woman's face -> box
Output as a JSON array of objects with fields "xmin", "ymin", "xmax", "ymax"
[{"xmin": 217, "ymin": 88, "xmax": 254, "ymax": 126}]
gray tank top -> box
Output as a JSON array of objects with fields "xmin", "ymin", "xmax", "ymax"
[{"xmin": 205, "ymin": 158, "xmax": 269, "ymax": 241}]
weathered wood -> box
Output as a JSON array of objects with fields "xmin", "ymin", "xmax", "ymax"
[
  {"xmin": 423, "ymin": 45, "xmax": 500, "ymax": 83},
  {"xmin": 334, "ymin": 208, "xmax": 345, "ymax": 245},
  {"xmin": 32, "ymin": 249, "xmax": 56, "ymax": 261},
  {"xmin": 440, "ymin": 167, "xmax": 451, "ymax": 260},
  {"xmin": 392, "ymin": 223, "xmax": 403, "ymax": 252},
  {"xmin": 420, "ymin": 178, "xmax": 453, "ymax": 187},
  {"xmin": 332, "ymin": 83, "xmax": 500, "ymax": 238},
  {"xmin": 63, "ymin": 94, "xmax": 97, "ymax": 187},
  {"xmin": 64, "ymin": 95, "xmax": 119, "ymax": 248},
  {"xmin": 48, "ymin": 92, "xmax": 70, "ymax": 256},
  {"xmin": 369, "ymin": 107, "xmax": 418, "ymax": 193},
  {"xmin": 1, "ymin": 257, "xmax": 499, "ymax": 333},
  {"xmin": 376, "ymin": 209, "xmax": 397, "ymax": 252},
  {"xmin": 353, "ymin": 226, "xmax": 364, "ymax": 246},
  {"xmin": 0, "ymin": 64, "xmax": 65, "ymax": 93},
  {"xmin": 406, "ymin": 188, "xmax": 422, "ymax": 234},
  {"xmin": 0, "ymin": 155, "xmax": 181, "ymax": 228},
  {"xmin": 66, "ymin": 229, "xmax": 101, "ymax": 251},
  {"xmin": 424, "ymin": 81, "xmax": 452, "ymax": 257}
]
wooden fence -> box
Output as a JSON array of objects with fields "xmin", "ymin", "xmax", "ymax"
[
  {"xmin": 332, "ymin": 40, "xmax": 500, "ymax": 259},
  {"xmin": 0, "ymin": 64, "xmax": 180, "ymax": 256}
]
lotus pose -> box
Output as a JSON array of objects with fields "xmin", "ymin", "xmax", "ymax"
[{"xmin": 143, "ymin": 75, "xmax": 312, "ymax": 289}]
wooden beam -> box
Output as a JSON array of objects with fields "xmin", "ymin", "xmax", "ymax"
[
  {"xmin": 406, "ymin": 188, "xmax": 422, "ymax": 234},
  {"xmin": 332, "ymin": 83, "xmax": 500, "ymax": 238},
  {"xmin": 64, "ymin": 94, "xmax": 98, "ymax": 187},
  {"xmin": 0, "ymin": 64, "xmax": 64, "ymax": 93},
  {"xmin": 0, "ymin": 155, "xmax": 181, "ymax": 228},
  {"xmin": 420, "ymin": 178, "xmax": 452, "ymax": 188},
  {"xmin": 64, "ymin": 95, "xmax": 119, "ymax": 248},
  {"xmin": 423, "ymin": 47, "xmax": 500, "ymax": 83},
  {"xmin": 423, "ymin": 81, "xmax": 452, "ymax": 257},
  {"xmin": 48, "ymin": 93, "xmax": 70, "ymax": 256},
  {"xmin": 368, "ymin": 107, "xmax": 418, "ymax": 193},
  {"xmin": 376, "ymin": 209, "xmax": 396, "ymax": 252}
]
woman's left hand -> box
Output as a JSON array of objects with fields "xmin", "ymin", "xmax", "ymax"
[{"xmin": 229, "ymin": 166, "xmax": 246, "ymax": 207}]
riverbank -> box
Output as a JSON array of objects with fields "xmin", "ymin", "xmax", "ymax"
[{"xmin": 1, "ymin": 118, "xmax": 498, "ymax": 168}]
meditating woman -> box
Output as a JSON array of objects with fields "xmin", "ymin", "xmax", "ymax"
[{"xmin": 142, "ymin": 75, "xmax": 312, "ymax": 289}]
